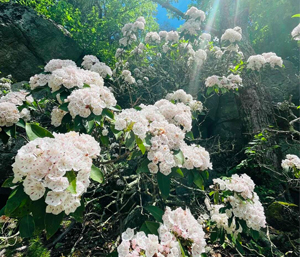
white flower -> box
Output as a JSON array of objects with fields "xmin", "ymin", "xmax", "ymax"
[
  {"xmin": 51, "ymin": 107, "xmax": 67, "ymax": 127},
  {"xmin": 221, "ymin": 27, "xmax": 242, "ymax": 43},
  {"xmin": 12, "ymin": 132, "xmax": 100, "ymax": 215},
  {"xmin": 23, "ymin": 177, "xmax": 46, "ymax": 201},
  {"xmin": 0, "ymin": 102, "xmax": 20, "ymax": 127},
  {"xmin": 282, "ymin": 154, "xmax": 300, "ymax": 170},
  {"xmin": 145, "ymin": 32, "xmax": 161, "ymax": 44},
  {"xmin": 291, "ymin": 23, "xmax": 300, "ymax": 40},
  {"xmin": 44, "ymin": 59, "xmax": 76, "ymax": 72}
]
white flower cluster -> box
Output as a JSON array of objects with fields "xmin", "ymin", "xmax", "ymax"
[
  {"xmin": 213, "ymin": 174, "xmax": 255, "ymax": 199},
  {"xmin": 130, "ymin": 43, "xmax": 146, "ymax": 55},
  {"xmin": 200, "ymin": 33, "xmax": 211, "ymax": 42},
  {"xmin": 122, "ymin": 70, "xmax": 136, "ymax": 84},
  {"xmin": 12, "ymin": 132, "xmax": 100, "ymax": 215},
  {"xmin": 0, "ymin": 102, "xmax": 20, "ymax": 128},
  {"xmin": 186, "ymin": 7, "xmax": 206, "ymax": 21},
  {"xmin": 0, "ymin": 90, "xmax": 33, "ymax": 106},
  {"xmin": 51, "ymin": 107, "xmax": 67, "ymax": 127},
  {"xmin": 44, "ymin": 59, "xmax": 77, "ymax": 72},
  {"xmin": 205, "ymin": 74, "xmax": 242, "ymax": 90},
  {"xmin": 247, "ymin": 52, "xmax": 283, "ymax": 71},
  {"xmin": 117, "ymin": 207, "xmax": 206, "ymax": 257},
  {"xmin": 0, "ymin": 90, "xmax": 33, "ymax": 128},
  {"xmin": 180, "ymin": 143, "xmax": 212, "ymax": 170},
  {"xmin": 166, "ymin": 89, "xmax": 203, "ymax": 112},
  {"xmin": 145, "ymin": 32, "xmax": 161, "ymax": 44},
  {"xmin": 66, "ymin": 84, "xmax": 117, "ymax": 119},
  {"xmin": 82, "ymin": 55, "xmax": 112, "ymax": 78},
  {"xmin": 159, "ymin": 30, "xmax": 180, "ymax": 43},
  {"xmin": 30, "ymin": 59, "xmax": 104, "ymax": 92},
  {"xmin": 221, "ymin": 27, "xmax": 242, "ymax": 43},
  {"xmin": 188, "ymin": 49, "xmax": 207, "ymax": 67},
  {"xmin": 210, "ymin": 174, "xmax": 266, "ymax": 233},
  {"xmin": 180, "ymin": 7, "xmax": 205, "ymax": 35},
  {"xmin": 118, "ymin": 228, "xmax": 180, "ymax": 257},
  {"xmin": 161, "ymin": 207, "xmax": 206, "ymax": 256},
  {"xmin": 114, "ymin": 91, "xmax": 211, "ymax": 176},
  {"xmin": 291, "ymin": 23, "xmax": 300, "ymax": 40},
  {"xmin": 281, "ymin": 154, "xmax": 300, "ymax": 170},
  {"xmin": 211, "ymin": 46, "xmax": 223, "ymax": 59},
  {"xmin": 0, "ymin": 76, "xmax": 12, "ymax": 96},
  {"xmin": 119, "ymin": 17, "xmax": 146, "ymax": 47}
]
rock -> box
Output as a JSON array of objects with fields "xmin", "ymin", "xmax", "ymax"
[
  {"xmin": 261, "ymin": 60, "xmax": 300, "ymax": 104},
  {"xmin": 266, "ymin": 201, "xmax": 299, "ymax": 231},
  {"xmin": 0, "ymin": 3, "xmax": 83, "ymax": 81}
]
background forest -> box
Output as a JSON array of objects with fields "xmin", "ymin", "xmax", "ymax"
[{"xmin": 0, "ymin": 0, "xmax": 299, "ymax": 257}]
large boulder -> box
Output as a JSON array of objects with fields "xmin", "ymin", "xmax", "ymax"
[{"xmin": 0, "ymin": 3, "xmax": 83, "ymax": 81}]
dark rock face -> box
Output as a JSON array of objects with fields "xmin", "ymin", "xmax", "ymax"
[{"xmin": 0, "ymin": 3, "xmax": 83, "ymax": 81}]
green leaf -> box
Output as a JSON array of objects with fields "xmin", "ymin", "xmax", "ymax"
[
  {"xmin": 185, "ymin": 131, "xmax": 194, "ymax": 140},
  {"xmin": 292, "ymin": 14, "xmax": 300, "ymax": 18},
  {"xmin": 25, "ymin": 123, "xmax": 54, "ymax": 141},
  {"xmin": 219, "ymin": 228, "xmax": 225, "ymax": 244},
  {"xmin": 100, "ymin": 135, "xmax": 109, "ymax": 146},
  {"xmin": 85, "ymin": 120, "xmax": 95, "ymax": 134},
  {"xmin": 235, "ymin": 239, "xmax": 244, "ymax": 254},
  {"xmin": 193, "ymin": 170, "xmax": 204, "ymax": 190},
  {"xmin": 70, "ymin": 199, "xmax": 84, "ymax": 222},
  {"xmin": 136, "ymin": 136, "xmax": 146, "ymax": 154},
  {"xmin": 206, "ymin": 87, "xmax": 214, "ymax": 96},
  {"xmin": 136, "ymin": 158, "xmax": 150, "ymax": 174},
  {"xmin": 157, "ymin": 172, "xmax": 171, "ymax": 199},
  {"xmin": 16, "ymin": 119, "xmax": 26, "ymax": 128},
  {"xmin": 19, "ymin": 215, "xmax": 35, "ymax": 238},
  {"xmin": 250, "ymin": 229, "xmax": 260, "ymax": 241},
  {"xmin": 210, "ymin": 230, "xmax": 218, "ymax": 242},
  {"xmin": 171, "ymin": 168, "xmax": 184, "ymax": 178},
  {"xmin": 66, "ymin": 170, "xmax": 77, "ymax": 194},
  {"xmin": 5, "ymin": 186, "xmax": 28, "ymax": 215},
  {"xmin": 214, "ymin": 191, "xmax": 219, "ymax": 204},
  {"xmin": 145, "ymin": 221, "xmax": 159, "ymax": 235},
  {"xmin": 0, "ymin": 129, "xmax": 10, "ymax": 144},
  {"xmin": 90, "ymin": 164, "xmax": 104, "ymax": 184},
  {"xmin": 144, "ymin": 206, "xmax": 164, "ymax": 222},
  {"xmin": 111, "ymin": 126, "xmax": 123, "ymax": 140},
  {"xmin": 102, "ymin": 109, "xmax": 114, "ymax": 119},
  {"xmin": 2, "ymin": 177, "xmax": 14, "ymax": 188},
  {"xmin": 173, "ymin": 150, "xmax": 184, "ymax": 165},
  {"xmin": 107, "ymin": 251, "xmax": 118, "ymax": 257},
  {"xmin": 125, "ymin": 131, "xmax": 136, "ymax": 150},
  {"xmin": 59, "ymin": 102, "xmax": 69, "ymax": 112},
  {"xmin": 31, "ymin": 198, "xmax": 46, "ymax": 233},
  {"xmin": 178, "ymin": 240, "xmax": 187, "ymax": 257},
  {"xmin": 4, "ymin": 125, "xmax": 16, "ymax": 138},
  {"xmin": 45, "ymin": 212, "xmax": 64, "ymax": 239},
  {"xmin": 140, "ymin": 222, "xmax": 151, "ymax": 235}
]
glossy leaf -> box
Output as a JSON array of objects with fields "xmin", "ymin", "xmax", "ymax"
[
  {"xmin": 90, "ymin": 164, "xmax": 104, "ymax": 184},
  {"xmin": 2, "ymin": 177, "xmax": 14, "ymax": 188},
  {"xmin": 136, "ymin": 158, "xmax": 150, "ymax": 174},
  {"xmin": 66, "ymin": 170, "xmax": 77, "ymax": 194},
  {"xmin": 5, "ymin": 186, "xmax": 28, "ymax": 215},
  {"xmin": 45, "ymin": 212, "xmax": 64, "ymax": 239},
  {"xmin": 157, "ymin": 172, "xmax": 171, "ymax": 199},
  {"xmin": 144, "ymin": 206, "xmax": 164, "ymax": 222},
  {"xmin": 25, "ymin": 123, "xmax": 54, "ymax": 141},
  {"xmin": 19, "ymin": 215, "xmax": 35, "ymax": 238}
]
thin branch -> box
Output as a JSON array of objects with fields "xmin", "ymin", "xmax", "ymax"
[{"xmin": 151, "ymin": 0, "xmax": 186, "ymax": 19}]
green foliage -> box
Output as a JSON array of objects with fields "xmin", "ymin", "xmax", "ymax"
[
  {"xmin": 2, "ymin": 0, "xmax": 159, "ymax": 62},
  {"xmin": 26, "ymin": 237, "xmax": 51, "ymax": 257}
]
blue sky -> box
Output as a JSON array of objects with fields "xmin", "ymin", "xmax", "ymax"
[{"xmin": 156, "ymin": 0, "xmax": 192, "ymax": 30}]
